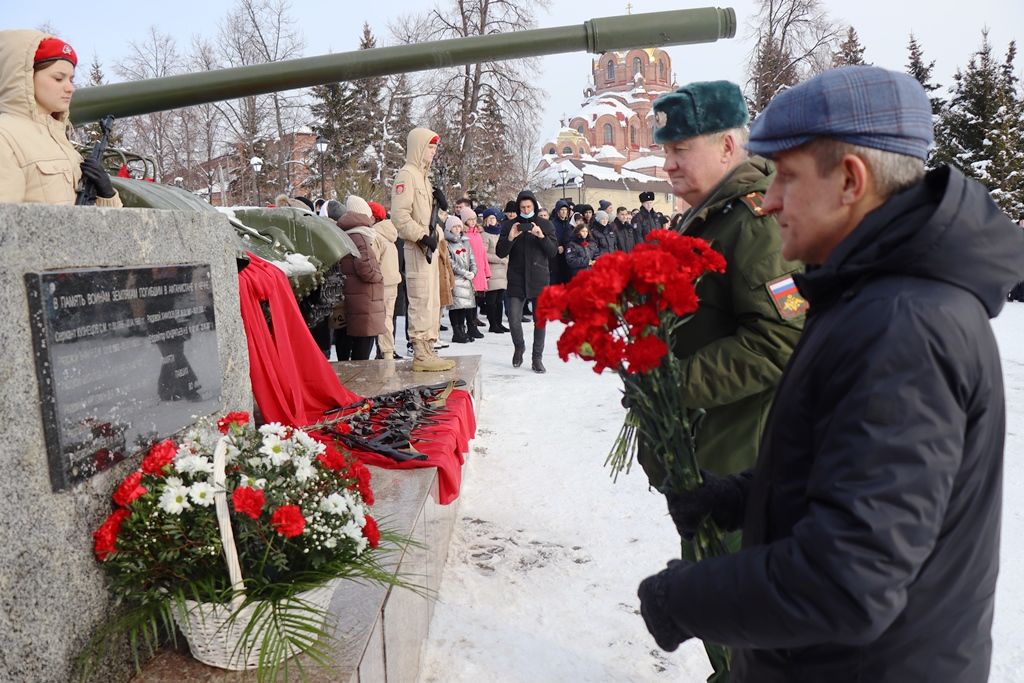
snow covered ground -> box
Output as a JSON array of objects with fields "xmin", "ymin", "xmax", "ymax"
[{"xmin": 412, "ymin": 305, "xmax": 1024, "ymax": 683}]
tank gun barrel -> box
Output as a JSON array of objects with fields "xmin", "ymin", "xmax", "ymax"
[{"xmin": 70, "ymin": 7, "xmax": 736, "ymax": 125}]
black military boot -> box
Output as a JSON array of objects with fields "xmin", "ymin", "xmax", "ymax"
[{"xmin": 532, "ymin": 355, "xmax": 546, "ymax": 373}]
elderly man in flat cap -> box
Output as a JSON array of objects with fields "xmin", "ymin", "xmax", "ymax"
[
  {"xmin": 637, "ymin": 81, "xmax": 804, "ymax": 559},
  {"xmin": 637, "ymin": 65, "xmax": 1024, "ymax": 683}
]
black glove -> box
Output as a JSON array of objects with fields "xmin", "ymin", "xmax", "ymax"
[
  {"xmin": 637, "ymin": 559, "xmax": 694, "ymax": 652},
  {"xmin": 80, "ymin": 158, "xmax": 115, "ymax": 198},
  {"xmin": 431, "ymin": 186, "xmax": 448, "ymax": 212},
  {"xmin": 665, "ymin": 470, "xmax": 747, "ymax": 538},
  {"xmin": 418, "ymin": 230, "xmax": 439, "ymax": 252}
]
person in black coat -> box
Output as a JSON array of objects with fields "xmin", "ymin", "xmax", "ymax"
[
  {"xmin": 636, "ymin": 67, "xmax": 1024, "ymax": 683},
  {"xmin": 564, "ymin": 223, "xmax": 600, "ymax": 279},
  {"xmin": 495, "ymin": 189, "xmax": 558, "ymax": 373},
  {"xmin": 633, "ymin": 191, "xmax": 659, "ymax": 240},
  {"xmin": 550, "ymin": 198, "xmax": 575, "ymax": 285},
  {"xmin": 589, "ymin": 210, "xmax": 618, "ymax": 255},
  {"xmin": 613, "ymin": 206, "xmax": 640, "ymax": 252}
]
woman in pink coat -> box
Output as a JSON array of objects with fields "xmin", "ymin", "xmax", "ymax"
[{"xmin": 460, "ymin": 207, "xmax": 491, "ymax": 327}]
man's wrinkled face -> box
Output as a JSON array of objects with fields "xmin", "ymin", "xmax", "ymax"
[
  {"xmin": 662, "ymin": 134, "xmax": 728, "ymax": 207},
  {"xmin": 763, "ymin": 147, "xmax": 847, "ymax": 265}
]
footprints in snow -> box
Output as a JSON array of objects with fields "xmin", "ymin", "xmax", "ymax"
[{"xmin": 462, "ymin": 517, "xmax": 592, "ymax": 574}]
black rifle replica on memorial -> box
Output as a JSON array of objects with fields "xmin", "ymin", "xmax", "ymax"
[
  {"xmin": 312, "ymin": 380, "xmax": 467, "ymax": 462},
  {"xmin": 75, "ymin": 115, "xmax": 115, "ymax": 206}
]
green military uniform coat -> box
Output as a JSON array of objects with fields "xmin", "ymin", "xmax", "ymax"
[{"xmin": 639, "ymin": 157, "xmax": 804, "ymax": 485}]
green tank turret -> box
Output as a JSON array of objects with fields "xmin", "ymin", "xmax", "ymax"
[{"xmin": 70, "ymin": 7, "xmax": 736, "ymax": 124}]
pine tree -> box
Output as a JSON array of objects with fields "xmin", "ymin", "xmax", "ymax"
[
  {"xmin": 832, "ymin": 26, "xmax": 867, "ymax": 67},
  {"xmin": 748, "ymin": 35, "xmax": 799, "ymax": 116},
  {"xmin": 75, "ymin": 54, "xmax": 123, "ymax": 148},
  {"xmin": 349, "ymin": 23, "xmax": 387, "ymax": 187},
  {"xmin": 381, "ymin": 74, "xmax": 413, "ymax": 187},
  {"xmin": 309, "ymin": 81, "xmax": 360, "ymax": 197},
  {"xmin": 934, "ymin": 32, "xmax": 1024, "ymax": 217},
  {"xmin": 468, "ymin": 88, "xmax": 510, "ymax": 205},
  {"xmin": 905, "ymin": 34, "xmax": 944, "ymax": 116}
]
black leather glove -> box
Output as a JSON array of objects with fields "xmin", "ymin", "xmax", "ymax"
[
  {"xmin": 431, "ymin": 186, "xmax": 448, "ymax": 211},
  {"xmin": 80, "ymin": 158, "xmax": 115, "ymax": 198},
  {"xmin": 418, "ymin": 230, "xmax": 439, "ymax": 252},
  {"xmin": 665, "ymin": 470, "xmax": 747, "ymax": 538},
  {"xmin": 637, "ymin": 559, "xmax": 694, "ymax": 652}
]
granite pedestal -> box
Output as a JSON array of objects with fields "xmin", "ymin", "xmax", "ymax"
[{"xmin": 0, "ymin": 205, "xmax": 250, "ymax": 683}]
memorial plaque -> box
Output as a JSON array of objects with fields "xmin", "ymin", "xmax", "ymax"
[{"xmin": 25, "ymin": 264, "xmax": 222, "ymax": 491}]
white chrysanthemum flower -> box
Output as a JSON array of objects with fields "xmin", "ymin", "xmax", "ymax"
[
  {"xmin": 293, "ymin": 455, "xmax": 316, "ymax": 484},
  {"xmin": 158, "ymin": 483, "xmax": 192, "ymax": 515},
  {"xmin": 323, "ymin": 536, "xmax": 338, "ymax": 549},
  {"xmin": 166, "ymin": 476, "xmax": 184, "ymax": 488},
  {"xmin": 353, "ymin": 535, "xmax": 368, "ymax": 555},
  {"xmin": 260, "ymin": 434, "xmax": 291, "ymax": 466},
  {"xmin": 242, "ymin": 474, "xmax": 268, "ymax": 489},
  {"xmin": 321, "ymin": 492, "xmax": 349, "ymax": 516},
  {"xmin": 223, "ymin": 439, "xmax": 241, "ymax": 463},
  {"xmin": 340, "ymin": 520, "xmax": 362, "ymax": 541},
  {"xmin": 188, "ymin": 481, "xmax": 216, "ymax": 507},
  {"xmin": 259, "ymin": 422, "xmax": 288, "ymax": 437},
  {"xmin": 176, "ymin": 453, "xmax": 214, "ymax": 476}
]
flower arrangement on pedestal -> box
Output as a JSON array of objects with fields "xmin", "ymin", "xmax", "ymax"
[
  {"xmin": 85, "ymin": 411, "xmax": 400, "ymax": 680},
  {"xmin": 536, "ymin": 229, "xmax": 732, "ymax": 675}
]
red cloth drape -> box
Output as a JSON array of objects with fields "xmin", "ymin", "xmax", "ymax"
[{"xmin": 237, "ymin": 253, "xmax": 473, "ymax": 503}]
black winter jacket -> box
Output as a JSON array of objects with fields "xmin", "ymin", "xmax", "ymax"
[
  {"xmin": 564, "ymin": 234, "xmax": 600, "ymax": 278},
  {"xmin": 633, "ymin": 206, "xmax": 658, "ymax": 241},
  {"xmin": 495, "ymin": 190, "xmax": 559, "ymax": 299},
  {"xmin": 661, "ymin": 167, "xmax": 1024, "ymax": 682},
  {"xmin": 589, "ymin": 222, "xmax": 618, "ymax": 255}
]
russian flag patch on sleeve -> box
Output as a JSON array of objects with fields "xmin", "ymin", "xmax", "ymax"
[{"xmin": 766, "ymin": 274, "xmax": 809, "ymax": 320}]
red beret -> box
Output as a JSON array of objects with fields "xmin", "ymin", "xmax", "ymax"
[
  {"xmin": 429, "ymin": 135, "xmax": 440, "ymax": 145},
  {"xmin": 368, "ymin": 201, "xmax": 387, "ymax": 221},
  {"xmin": 35, "ymin": 38, "xmax": 77, "ymax": 67}
]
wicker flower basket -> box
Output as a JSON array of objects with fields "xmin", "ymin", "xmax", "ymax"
[{"xmin": 171, "ymin": 439, "xmax": 336, "ymax": 670}]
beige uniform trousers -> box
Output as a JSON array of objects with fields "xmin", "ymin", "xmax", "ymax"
[
  {"xmin": 377, "ymin": 284, "xmax": 399, "ymax": 354},
  {"xmin": 404, "ymin": 240, "xmax": 440, "ymax": 343}
]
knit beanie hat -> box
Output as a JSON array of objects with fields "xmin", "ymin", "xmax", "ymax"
[
  {"xmin": 325, "ymin": 200, "xmax": 344, "ymax": 221},
  {"xmin": 345, "ymin": 195, "xmax": 372, "ymax": 218},
  {"xmin": 459, "ymin": 207, "xmax": 477, "ymax": 224},
  {"xmin": 444, "ymin": 215, "xmax": 464, "ymax": 232},
  {"xmin": 594, "ymin": 210, "xmax": 609, "ymax": 223}
]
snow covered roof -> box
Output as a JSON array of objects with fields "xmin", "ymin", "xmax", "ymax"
[
  {"xmin": 594, "ymin": 145, "xmax": 626, "ymax": 161},
  {"xmin": 574, "ymin": 96, "xmax": 638, "ymax": 126},
  {"xmin": 622, "ymin": 155, "xmax": 664, "ymax": 170},
  {"xmin": 531, "ymin": 158, "xmax": 667, "ymax": 191}
]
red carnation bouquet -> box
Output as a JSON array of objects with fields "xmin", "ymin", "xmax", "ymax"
[
  {"xmin": 537, "ymin": 229, "xmax": 732, "ymax": 669},
  {"xmin": 86, "ymin": 411, "xmax": 398, "ymax": 677}
]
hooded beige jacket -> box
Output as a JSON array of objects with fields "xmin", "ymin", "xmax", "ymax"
[{"xmin": 0, "ymin": 30, "xmax": 121, "ymax": 206}]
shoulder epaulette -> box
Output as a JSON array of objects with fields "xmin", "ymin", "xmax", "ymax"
[{"xmin": 739, "ymin": 191, "xmax": 767, "ymax": 217}]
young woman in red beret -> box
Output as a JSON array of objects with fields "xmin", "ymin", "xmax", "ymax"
[{"xmin": 0, "ymin": 30, "xmax": 121, "ymax": 206}]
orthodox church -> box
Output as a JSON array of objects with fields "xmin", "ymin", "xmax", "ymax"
[{"xmin": 532, "ymin": 47, "xmax": 680, "ymax": 214}]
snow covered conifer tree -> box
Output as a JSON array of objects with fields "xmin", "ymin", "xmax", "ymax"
[{"xmin": 832, "ymin": 26, "xmax": 867, "ymax": 67}]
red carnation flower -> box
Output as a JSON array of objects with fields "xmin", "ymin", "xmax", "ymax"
[
  {"xmin": 347, "ymin": 461, "xmax": 375, "ymax": 506},
  {"xmin": 112, "ymin": 471, "xmax": 147, "ymax": 507},
  {"xmin": 624, "ymin": 335, "xmax": 669, "ymax": 374},
  {"xmin": 232, "ymin": 486, "xmax": 265, "ymax": 519},
  {"xmin": 270, "ymin": 505, "xmax": 306, "ymax": 538},
  {"xmin": 140, "ymin": 439, "xmax": 177, "ymax": 476},
  {"xmin": 217, "ymin": 411, "xmax": 250, "ymax": 434},
  {"xmin": 316, "ymin": 445, "xmax": 347, "ymax": 471},
  {"xmin": 93, "ymin": 508, "xmax": 131, "ymax": 561},
  {"xmin": 363, "ymin": 515, "xmax": 381, "ymax": 549}
]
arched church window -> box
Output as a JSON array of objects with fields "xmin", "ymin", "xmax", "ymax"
[
  {"xmin": 547, "ymin": 146, "xmax": 556, "ymax": 155},
  {"xmin": 633, "ymin": 57, "xmax": 643, "ymax": 77},
  {"xmin": 658, "ymin": 60, "xmax": 666, "ymax": 81},
  {"xmin": 562, "ymin": 146, "xmax": 573, "ymax": 155},
  {"xmin": 576, "ymin": 125, "xmax": 585, "ymax": 136},
  {"xmin": 603, "ymin": 124, "xmax": 614, "ymax": 145},
  {"xmin": 606, "ymin": 60, "xmax": 615, "ymax": 81},
  {"xmin": 630, "ymin": 126, "xmax": 637, "ymax": 145}
]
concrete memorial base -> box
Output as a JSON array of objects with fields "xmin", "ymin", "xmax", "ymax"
[{"xmin": 135, "ymin": 355, "xmax": 480, "ymax": 682}]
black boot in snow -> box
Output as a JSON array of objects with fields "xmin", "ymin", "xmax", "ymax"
[{"xmin": 532, "ymin": 356, "xmax": 546, "ymax": 373}]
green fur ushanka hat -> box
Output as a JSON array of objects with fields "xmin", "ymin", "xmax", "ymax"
[{"xmin": 652, "ymin": 81, "xmax": 749, "ymax": 144}]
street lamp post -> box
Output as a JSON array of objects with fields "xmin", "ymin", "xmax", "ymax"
[
  {"xmin": 558, "ymin": 168, "xmax": 569, "ymax": 202},
  {"xmin": 250, "ymin": 156, "xmax": 263, "ymax": 206},
  {"xmin": 575, "ymin": 175, "xmax": 583, "ymax": 204},
  {"xmin": 314, "ymin": 135, "xmax": 329, "ymax": 200}
]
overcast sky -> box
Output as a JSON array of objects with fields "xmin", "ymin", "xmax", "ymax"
[{"xmin": 8, "ymin": 0, "xmax": 1022, "ymax": 147}]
